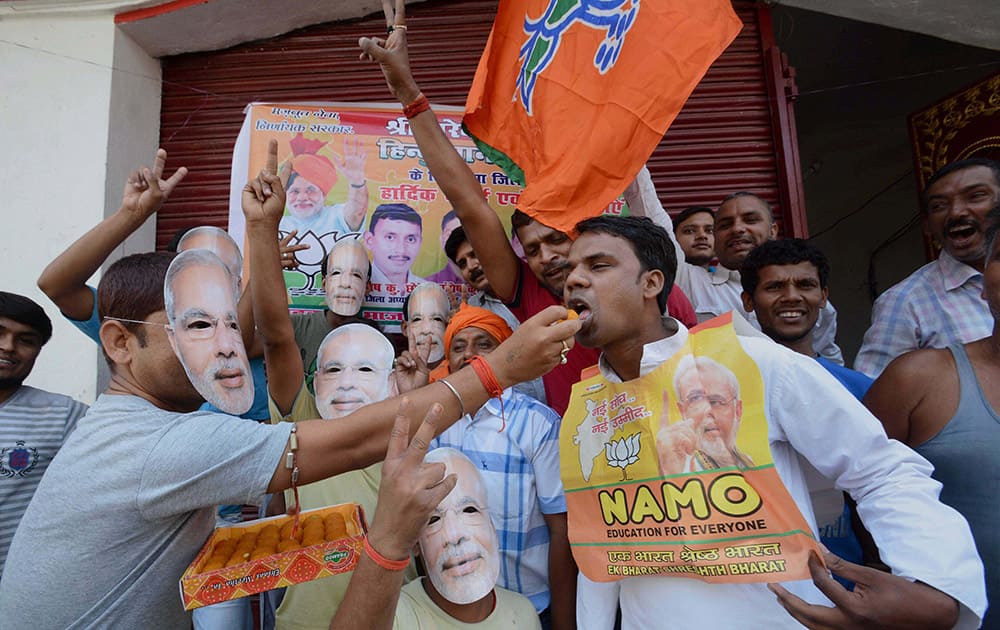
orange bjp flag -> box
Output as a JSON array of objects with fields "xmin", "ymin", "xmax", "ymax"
[{"xmin": 463, "ymin": 0, "xmax": 742, "ymax": 234}]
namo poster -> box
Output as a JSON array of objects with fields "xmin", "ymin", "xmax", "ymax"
[
  {"xmin": 228, "ymin": 102, "xmax": 632, "ymax": 332},
  {"xmin": 560, "ymin": 314, "xmax": 819, "ymax": 584}
]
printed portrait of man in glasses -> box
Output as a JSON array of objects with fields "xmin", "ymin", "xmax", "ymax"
[
  {"xmin": 163, "ymin": 249, "xmax": 255, "ymax": 415},
  {"xmin": 656, "ymin": 354, "xmax": 753, "ymax": 476}
]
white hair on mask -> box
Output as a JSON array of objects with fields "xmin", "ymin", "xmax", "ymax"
[
  {"xmin": 177, "ymin": 226, "xmax": 243, "ymax": 280},
  {"xmin": 424, "ymin": 447, "xmax": 486, "ymax": 494},
  {"xmin": 163, "ymin": 249, "xmax": 238, "ymax": 325},
  {"xmin": 672, "ymin": 354, "xmax": 740, "ymax": 400},
  {"xmin": 317, "ymin": 323, "xmax": 394, "ymax": 371}
]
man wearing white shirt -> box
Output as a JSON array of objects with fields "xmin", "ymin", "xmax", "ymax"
[
  {"xmin": 562, "ymin": 214, "xmax": 985, "ymax": 629},
  {"xmin": 624, "ymin": 170, "xmax": 843, "ymax": 364}
]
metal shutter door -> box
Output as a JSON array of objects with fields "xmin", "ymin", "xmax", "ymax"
[{"xmin": 158, "ymin": 0, "xmax": 804, "ymax": 248}]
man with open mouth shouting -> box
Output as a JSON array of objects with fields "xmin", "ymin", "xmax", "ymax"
[{"xmin": 856, "ymin": 158, "xmax": 1000, "ymax": 377}]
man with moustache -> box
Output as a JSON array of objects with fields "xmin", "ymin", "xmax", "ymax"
[
  {"xmin": 0, "ymin": 145, "xmax": 579, "ymax": 628},
  {"xmin": 558, "ymin": 214, "xmax": 985, "ymax": 629},
  {"xmin": 0, "ymin": 292, "xmax": 87, "ymax": 574},
  {"xmin": 402, "ymin": 282, "xmax": 452, "ymax": 378},
  {"xmin": 164, "ymin": 247, "xmax": 260, "ymax": 630},
  {"xmin": 656, "ymin": 354, "xmax": 752, "ymax": 475},
  {"xmin": 330, "ymin": 447, "xmax": 540, "ymax": 629},
  {"xmin": 365, "ymin": 203, "xmax": 425, "ymax": 287},
  {"xmin": 856, "ymin": 158, "xmax": 1000, "ymax": 377},
  {"xmin": 291, "ymin": 237, "xmax": 374, "ymax": 379},
  {"xmin": 164, "ymin": 249, "xmax": 255, "ymax": 415},
  {"xmin": 430, "ymin": 304, "xmax": 575, "ymax": 628},
  {"xmin": 358, "ymin": 31, "xmax": 696, "ymax": 414},
  {"xmin": 863, "ymin": 205, "xmax": 1000, "ymax": 630},
  {"xmin": 622, "ymin": 170, "xmax": 843, "ymax": 363},
  {"xmin": 445, "ymin": 227, "xmax": 546, "ymax": 403},
  {"xmin": 176, "ymin": 227, "xmax": 276, "ymax": 423},
  {"xmin": 673, "ymin": 206, "xmax": 716, "ymax": 270},
  {"xmin": 34, "ymin": 150, "xmax": 281, "ymax": 423}
]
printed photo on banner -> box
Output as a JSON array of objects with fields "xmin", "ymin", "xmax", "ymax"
[
  {"xmin": 228, "ymin": 102, "xmax": 525, "ymax": 332},
  {"xmin": 560, "ymin": 314, "xmax": 820, "ymax": 585}
]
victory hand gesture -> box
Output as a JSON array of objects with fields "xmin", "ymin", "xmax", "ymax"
[
  {"xmin": 358, "ymin": 0, "xmax": 421, "ymax": 104},
  {"xmin": 120, "ymin": 148, "xmax": 187, "ymax": 221},
  {"xmin": 394, "ymin": 333, "xmax": 433, "ymax": 394},
  {"xmin": 369, "ymin": 400, "xmax": 456, "ymax": 560}
]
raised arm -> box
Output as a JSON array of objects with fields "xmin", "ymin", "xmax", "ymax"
[
  {"xmin": 330, "ymin": 402, "xmax": 455, "ymax": 630},
  {"xmin": 622, "ymin": 165, "xmax": 692, "ymax": 294},
  {"xmin": 335, "ymin": 137, "xmax": 370, "ymax": 232},
  {"xmin": 359, "ymin": 20, "xmax": 522, "ymax": 300},
  {"xmin": 267, "ymin": 298, "xmax": 579, "ymax": 493},
  {"xmin": 243, "ymin": 141, "xmax": 306, "ymax": 413},
  {"xmin": 37, "ymin": 149, "xmax": 187, "ymax": 320}
]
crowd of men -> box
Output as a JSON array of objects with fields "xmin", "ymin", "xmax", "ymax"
[{"xmin": 0, "ymin": 8, "xmax": 996, "ymax": 630}]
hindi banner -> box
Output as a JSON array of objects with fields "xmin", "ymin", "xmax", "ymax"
[
  {"xmin": 560, "ymin": 314, "xmax": 819, "ymax": 583},
  {"xmin": 228, "ymin": 102, "xmax": 529, "ymax": 332}
]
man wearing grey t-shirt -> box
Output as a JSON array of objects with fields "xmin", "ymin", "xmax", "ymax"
[{"xmin": 0, "ymin": 150, "xmax": 578, "ymax": 629}]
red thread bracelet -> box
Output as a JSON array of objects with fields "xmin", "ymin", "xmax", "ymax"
[
  {"xmin": 403, "ymin": 93, "xmax": 430, "ymax": 119},
  {"xmin": 364, "ymin": 536, "xmax": 410, "ymax": 571},
  {"xmin": 469, "ymin": 355, "xmax": 506, "ymax": 432}
]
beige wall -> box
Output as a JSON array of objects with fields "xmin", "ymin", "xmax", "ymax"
[{"xmin": 0, "ymin": 12, "xmax": 160, "ymax": 402}]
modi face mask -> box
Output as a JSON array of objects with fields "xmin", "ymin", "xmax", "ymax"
[
  {"xmin": 418, "ymin": 449, "xmax": 500, "ymax": 605},
  {"xmin": 165, "ymin": 250, "xmax": 254, "ymax": 415},
  {"xmin": 323, "ymin": 240, "xmax": 370, "ymax": 317},
  {"xmin": 313, "ymin": 324, "xmax": 394, "ymax": 419},
  {"xmin": 405, "ymin": 283, "xmax": 450, "ymax": 363}
]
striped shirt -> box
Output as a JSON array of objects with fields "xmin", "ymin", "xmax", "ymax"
[
  {"xmin": 0, "ymin": 386, "xmax": 86, "ymax": 572},
  {"xmin": 855, "ymin": 252, "xmax": 991, "ymax": 377},
  {"xmin": 430, "ymin": 388, "xmax": 565, "ymax": 612}
]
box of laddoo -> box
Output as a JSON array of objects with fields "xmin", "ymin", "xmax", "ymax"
[{"xmin": 179, "ymin": 502, "xmax": 365, "ymax": 610}]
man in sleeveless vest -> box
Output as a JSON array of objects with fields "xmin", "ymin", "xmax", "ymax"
[{"xmin": 865, "ymin": 203, "xmax": 1000, "ymax": 629}]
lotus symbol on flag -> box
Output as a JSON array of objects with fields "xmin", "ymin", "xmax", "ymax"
[
  {"xmin": 605, "ymin": 433, "xmax": 641, "ymax": 480},
  {"xmin": 517, "ymin": 0, "xmax": 640, "ymax": 115}
]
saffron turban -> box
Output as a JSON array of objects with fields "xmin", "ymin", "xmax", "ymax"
[
  {"xmin": 290, "ymin": 154, "xmax": 338, "ymax": 196},
  {"xmin": 432, "ymin": 303, "xmax": 514, "ymax": 378},
  {"xmin": 288, "ymin": 133, "xmax": 338, "ymax": 195}
]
